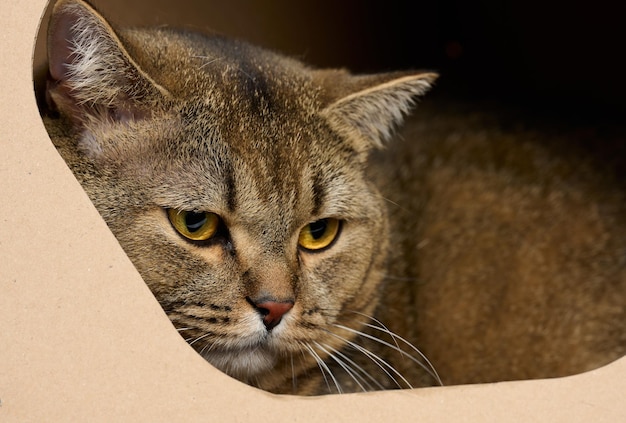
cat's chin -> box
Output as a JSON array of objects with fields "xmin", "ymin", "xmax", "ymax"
[
  {"xmin": 204, "ymin": 347, "xmax": 277, "ymax": 380},
  {"xmin": 194, "ymin": 312, "xmax": 298, "ymax": 381}
]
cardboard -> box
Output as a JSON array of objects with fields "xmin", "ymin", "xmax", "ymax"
[{"xmin": 1, "ymin": 0, "xmax": 624, "ymax": 421}]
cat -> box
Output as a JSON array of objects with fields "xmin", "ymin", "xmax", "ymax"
[{"xmin": 42, "ymin": 0, "xmax": 625, "ymax": 395}]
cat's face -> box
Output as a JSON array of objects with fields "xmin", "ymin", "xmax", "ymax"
[
  {"xmin": 45, "ymin": 0, "xmax": 435, "ymax": 393},
  {"xmin": 96, "ymin": 87, "xmax": 390, "ymax": 386}
]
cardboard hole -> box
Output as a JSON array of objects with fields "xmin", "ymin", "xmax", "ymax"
[{"xmin": 32, "ymin": 0, "xmax": 625, "ymax": 398}]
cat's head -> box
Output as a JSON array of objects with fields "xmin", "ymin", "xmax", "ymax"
[{"xmin": 45, "ymin": 0, "xmax": 436, "ymax": 393}]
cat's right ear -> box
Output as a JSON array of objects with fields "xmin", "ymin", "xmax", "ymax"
[
  {"xmin": 316, "ymin": 70, "xmax": 437, "ymax": 154},
  {"xmin": 46, "ymin": 0, "xmax": 169, "ymax": 126}
]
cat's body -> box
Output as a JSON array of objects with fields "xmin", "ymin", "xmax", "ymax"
[
  {"xmin": 43, "ymin": 0, "xmax": 625, "ymax": 395},
  {"xmin": 374, "ymin": 106, "xmax": 626, "ymax": 385}
]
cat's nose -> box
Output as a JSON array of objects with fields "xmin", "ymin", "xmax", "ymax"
[{"xmin": 248, "ymin": 298, "xmax": 294, "ymax": 331}]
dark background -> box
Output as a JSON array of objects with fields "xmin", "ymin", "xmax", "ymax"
[{"xmin": 36, "ymin": 0, "xmax": 625, "ymax": 121}]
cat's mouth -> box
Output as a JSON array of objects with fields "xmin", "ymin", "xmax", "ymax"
[{"xmin": 194, "ymin": 314, "xmax": 296, "ymax": 379}]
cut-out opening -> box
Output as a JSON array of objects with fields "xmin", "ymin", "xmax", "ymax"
[{"xmin": 33, "ymin": 0, "xmax": 625, "ymax": 397}]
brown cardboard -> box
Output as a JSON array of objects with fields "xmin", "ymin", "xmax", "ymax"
[{"xmin": 1, "ymin": 0, "xmax": 624, "ymax": 421}]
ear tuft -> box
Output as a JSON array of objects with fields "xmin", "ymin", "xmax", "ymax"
[
  {"xmin": 47, "ymin": 0, "xmax": 167, "ymax": 123},
  {"xmin": 320, "ymin": 72, "xmax": 437, "ymax": 150}
]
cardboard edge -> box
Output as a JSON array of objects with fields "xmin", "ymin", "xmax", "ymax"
[{"xmin": 0, "ymin": 0, "xmax": 624, "ymax": 421}]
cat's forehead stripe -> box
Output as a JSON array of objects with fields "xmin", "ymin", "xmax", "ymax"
[
  {"xmin": 223, "ymin": 159, "xmax": 237, "ymax": 213},
  {"xmin": 311, "ymin": 170, "xmax": 326, "ymax": 217}
]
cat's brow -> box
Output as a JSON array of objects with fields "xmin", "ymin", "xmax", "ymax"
[
  {"xmin": 311, "ymin": 172, "xmax": 326, "ymax": 216},
  {"xmin": 223, "ymin": 159, "xmax": 237, "ymax": 213}
]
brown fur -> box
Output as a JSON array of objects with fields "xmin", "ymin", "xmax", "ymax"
[{"xmin": 42, "ymin": 0, "xmax": 625, "ymax": 395}]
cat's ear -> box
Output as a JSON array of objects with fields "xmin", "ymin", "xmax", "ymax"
[
  {"xmin": 46, "ymin": 0, "xmax": 169, "ymax": 125},
  {"xmin": 317, "ymin": 70, "xmax": 437, "ymax": 151}
]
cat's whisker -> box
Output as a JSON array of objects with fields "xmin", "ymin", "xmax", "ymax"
[
  {"xmin": 313, "ymin": 341, "xmax": 369, "ymax": 392},
  {"xmin": 361, "ymin": 321, "xmax": 443, "ymax": 386},
  {"xmin": 198, "ymin": 344, "xmax": 208, "ymax": 356},
  {"xmin": 349, "ymin": 311, "xmax": 443, "ymax": 386},
  {"xmin": 303, "ymin": 343, "xmax": 342, "ymax": 394},
  {"xmin": 199, "ymin": 339, "xmax": 221, "ymax": 358},
  {"xmin": 193, "ymin": 332, "xmax": 223, "ymax": 356},
  {"xmin": 295, "ymin": 343, "xmax": 313, "ymax": 390},
  {"xmin": 188, "ymin": 331, "xmax": 213, "ymax": 346},
  {"xmin": 348, "ymin": 311, "xmax": 402, "ymax": 352},
  {"xmin": 308, "ymin": 307, "xmax": 421, "ymax": 388},
  {"xmin": 302, "ymin": 343, "xmax": 333, "ymax": 394},
  {"xmin": 177, "ymin": 328, "xmax": 197, "ymax": 343},
  {"xmin": 334, "ymin": 322, "xmax": 440, "ymax": 387},
  {"xmin": 325, "ymin": 328, "xmax": 410, "ymax": 389},
  {"xmin": 317, "ymin": 341, "xmax": 385, "ymax": 392},
  {"xmin": 192, "ymin": 55, "xmax": 221, "ymax": 69},
  {"xmin": 379, "ymin": 194, "xmax": 408, "ymax": 212},
  {"xmin": 290, "ymin": 352, "xmax": 297, "ymax": 394}
]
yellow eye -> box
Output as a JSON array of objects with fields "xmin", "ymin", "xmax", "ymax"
[
  {"xmin": 167, "ymin": 209, "xmax": 220, "ymax": 241},
  {"xmin": 298, "ymin": 218, "xmax": 341, "ymax": 251}
]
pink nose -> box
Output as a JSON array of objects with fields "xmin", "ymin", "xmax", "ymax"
[{"xmin": 252, "ymin": 300, "xmax": 294, "ymax": 331}]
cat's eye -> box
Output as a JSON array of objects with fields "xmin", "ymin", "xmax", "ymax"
[
  {"xmin": 298, "ymin": 218, "xmax": 341, "ymax": 251},
  {"xmin": 167, "ymin": 209, "xmax": 220, "ymax": 242}
]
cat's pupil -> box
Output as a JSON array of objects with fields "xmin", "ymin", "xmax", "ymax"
[
  {"xmin": 185, "ymin": 212, "xmax": 207, "ymax": 232},
  {"xmin": 309, "ymin": 220, "xmax": 328, "ymax": 240}
]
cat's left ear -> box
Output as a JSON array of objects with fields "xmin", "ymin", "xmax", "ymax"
[{"xmin": 317, "ymin": 70, "xmax": 437, "ymax": 151}]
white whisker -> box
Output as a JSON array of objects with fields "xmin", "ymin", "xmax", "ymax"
[
  {"xmin": 361, "ymin": 321, "xmax": 443, "ymax": 386},
  {"xmin": 348, "ymin": 311, "xmax": 443, "ymax": 386},
  {"xmin": 304, "ymin": 343, "xmax": 342, "ymax": 394},
  {"xmin": 335, "ymin": 321, "xmax": 442, "ymax": 386},
  {"xmin": 326, "ymin": 328, "xmax": 410, "ymax": 389},
  {"xmin": 327, "ymin": 347, "xmax": 387, "ymax": 391},
  {"xmin": 192, "ymin": 55, "xmax": 221, "ymax": 69},
  {"xmin": 314, "ymin": 342, "xmax": 368, "ymax": 392},
  {"xmin": 379, "ymin": 194, "xmax": 408, "ymax": 212},
  {"xmin": 290, "ymin": 353, "xmax": 297, "ymax": 394},
  {"xmin": 198, "ymin": 335, "xmax": 222, "ymax": 357},
  {"xmin": 319, "ymin": 342, "xmax": 386, "ymax": 391},
  {"xmin": 188, "ymin": 331, "xmax": 213, "ymax": 346},
  {"xmin": 350, "ymin": 311, "xmax": 402, "ymax": 351},
  {"xmin": 198, "ymin": 341, "xmax": 212, "ymax": 356}
]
